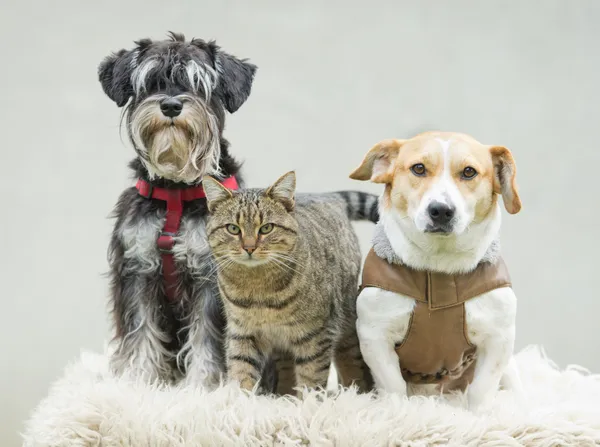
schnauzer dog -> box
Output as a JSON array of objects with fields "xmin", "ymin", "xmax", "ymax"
[{"xmin": 98, "ymin": 32, "xmax": 256, "ymax": 387}]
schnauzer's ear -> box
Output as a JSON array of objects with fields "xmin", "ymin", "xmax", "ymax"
[
  {"xmin": 98, "ymin": 49, "xmax": 136, "ymax": 107},
  {"xmin": 266, "ymin": 171, "xmax": 296, "ymax": 211},
  {"xmin": 203, "ymin": 176, "xmax": 234, "ymax": 212},
  {"xmin": 215, "ymin": 51, "xmax": 257, "ymax": 113}
]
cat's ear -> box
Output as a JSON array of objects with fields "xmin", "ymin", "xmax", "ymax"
[
  {"xmin": 266, "ymin": 171, "xmax": 296, "ymax": 211},
  {"xmin": 203, "ymin": 176, "xmax": 233, "ymax": 212}
]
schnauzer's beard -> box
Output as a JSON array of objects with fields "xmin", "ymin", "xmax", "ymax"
[{"xmin": 129, "ymin": 94, "xmax": 221, "ymax": 184}]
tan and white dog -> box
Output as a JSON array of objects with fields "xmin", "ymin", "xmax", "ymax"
[{"xmin": 350, "ymin": 131, "xmax": 523, "ymax": 409}]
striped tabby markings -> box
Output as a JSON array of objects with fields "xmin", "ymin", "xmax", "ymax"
[
  {"xmin": 295, "ymin": 344, "xmax": 331, "ymax": 365},
  {"xmin": 290, "ymin": 326, "xmax": 325, "ymax": 346},
  {"xmin": 227, "ymin": 334, "xmax": 264, "ymax": 390},
  {"xmin": 222, "ymin": 290, "xmax": 299, "ymax": 309},
  {"xmin": 294, "ymin": 343, "xmax": 333, "ymax": 389}
]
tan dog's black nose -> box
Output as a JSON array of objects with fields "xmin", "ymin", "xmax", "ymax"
[{"xmin": 428, "ymin": 202, "xmax": 455, "ymax": 225}]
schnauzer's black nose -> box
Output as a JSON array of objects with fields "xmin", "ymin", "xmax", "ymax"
[
  {"xmin": 427, "ymin": 201, "xmax": 455, "ymax": 225},
  {"xmin": 160, "ymin": 98, "xmax": 183, "ymax": 118}
]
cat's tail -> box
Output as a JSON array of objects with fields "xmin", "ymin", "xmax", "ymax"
[{"xmin": 335, "ymin": 191, "xmax": 379, "ymax": 223}]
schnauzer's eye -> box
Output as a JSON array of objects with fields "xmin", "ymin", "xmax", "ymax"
[
  {"xmin": 461, "ymin": 166, "xmax": 478, "ymax": 180},
  {"xmin": 259, "ymin": 223, "xmax": 274, "ymax": 235},
  {"xmin": 410, "ymin": 163, "xmax": 426, "ymax": 177},
  {"xmin": 226, "ymin": 224, "xmax": 241, "ymax": 235}
]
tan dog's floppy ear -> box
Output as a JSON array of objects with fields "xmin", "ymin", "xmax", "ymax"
[
  {"xmin": 349, "ymin": 139, "xmax": 404, "ymax": 183},
  {"xmin": 490, "ymin": 146, "xmax": 522, "ymax": 214},
  {"xmin": 203, "ymin": 176, "xmax": 233, "ymax": 212},
  {"xmin": 266, "ymin": 171, "xmax": 296, "ymax": 211}
]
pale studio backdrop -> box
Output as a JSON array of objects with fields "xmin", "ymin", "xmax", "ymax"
[{"xmin": 1, "ymin": 1, "xmax": 599, "ymax": 445}]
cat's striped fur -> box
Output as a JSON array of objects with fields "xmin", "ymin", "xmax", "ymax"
[{"xmin": 203, "ymin": 172, "xmax": 376, "ymax": 394}]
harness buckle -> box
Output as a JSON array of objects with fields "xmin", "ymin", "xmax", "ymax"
[{"xmin": 157, "ymin": 232, "xmax": 176, "ymax": 254}]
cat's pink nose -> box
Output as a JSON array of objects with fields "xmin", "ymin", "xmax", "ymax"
[{"xmin": 243, "ymin": 246, "xmax": 256, "ymax": 255}]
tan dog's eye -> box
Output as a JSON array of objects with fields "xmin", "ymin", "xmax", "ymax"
[
  {"xmin": 410, "ymin": 163, "xmax": 426, "ymax": 176},
  {"xmin": 462, "ymin": 166, "xmax": 478, "ymax": 179},
  {"xmin": 226, "ymin": 224, "xmax": 241, "ymax": 235},
  {"xmin": 259, "ymin": 223, "xmax": 274, "ymax": 234}
]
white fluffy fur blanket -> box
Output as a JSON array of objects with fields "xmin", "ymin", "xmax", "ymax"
[{"xmin": 23, "ymin": 346, "xmax": 600, "ymax": 446}]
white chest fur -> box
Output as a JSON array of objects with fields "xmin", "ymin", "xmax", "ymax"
[
  {"xmin": 172, "ymin": 216, "xmax": 211, "ymax": 271},
  {"xmin": 119, "ymin": 213, "xmax": 210, "ymax": 274}
]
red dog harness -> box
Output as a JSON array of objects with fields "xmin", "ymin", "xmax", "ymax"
[{"xmin": 135, "ymin": 176, "xmax": 239, "ymax": 302}]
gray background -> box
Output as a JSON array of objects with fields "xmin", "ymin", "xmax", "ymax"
[{"xmin": 2, "ymin": 0, "xmax": 599, "ymax": 444}]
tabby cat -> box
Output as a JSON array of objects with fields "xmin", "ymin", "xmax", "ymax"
[{"xmin": 203, "ymin": 171, "xmax": 377, "ymax": 394}]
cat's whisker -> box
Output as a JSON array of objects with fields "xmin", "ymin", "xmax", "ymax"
[
  {"xmin": 213, "ymin": 258, "xmax": 236, "ymax": 271},
  {"xmin": 266, "ymin": 257, "xmax": 294, "ymax": 274},
  {"xmin": 195, "ymin": 255, "xmax": 226, "ymax": 273},
  {"xmin": 268, "ymin": 252, "xmax": 300, "ymax": 264},
  {"xmin": 261, "ymin": 251, "xmax": 305, "ymax": 269},
  {"xmin": 276, "ymin": 256, "xmax": 304, "ymax": 269},
  {"xmin": 267, "ymin": 255, "xmax": 305, "ymax": 277},
  {"xmin": 199, "ymin": 255, "xmax": 237, "ymax": 278}
]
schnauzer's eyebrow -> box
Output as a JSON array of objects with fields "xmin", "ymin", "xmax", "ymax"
[
  {"xmin": 131, "ymin": 57, "xmax": 217, "ymax": 96},
  {"xmin": 185, "ymin": 60, "xmax": 217, "ymax": 96},
  {"xmin": 131, "ymin": 58, "xmax": 159, "ymax": 93}
]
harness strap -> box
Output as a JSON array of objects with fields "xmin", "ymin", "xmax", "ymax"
[{"xmin": 135, "ymin": 176, "xmax": 239, "ymax": 301}]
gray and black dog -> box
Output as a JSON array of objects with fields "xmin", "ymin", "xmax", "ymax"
[{"xmin": 98, "ymin": 32, "xmax": 257, "ymax": 387}]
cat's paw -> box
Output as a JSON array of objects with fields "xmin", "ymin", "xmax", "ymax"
[{"xmin": 236, "ymin": 377, "xmax": 259, "ymax": 393}]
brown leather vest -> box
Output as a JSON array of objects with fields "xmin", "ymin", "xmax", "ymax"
[{"xmin": 360, "ymin": 249, "xmax": 512, "ymax": 391}]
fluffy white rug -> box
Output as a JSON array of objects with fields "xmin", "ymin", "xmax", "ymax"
[{"xmin": 23, "ymin": 346, "xmax": 600, "ymax": 446}]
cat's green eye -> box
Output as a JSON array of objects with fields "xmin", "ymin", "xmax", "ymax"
[
  {"xmin": 226, "ymin": 224, "xmax": 241, "ymax": 235},
  {"xmin": 259, "ymin": 223, "xmax": 274, "ymax": 235}
]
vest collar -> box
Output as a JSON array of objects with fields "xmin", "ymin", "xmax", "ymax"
[{"xmin": 361, "ymin": 247, "xmax": 512, "ymax": 310}]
